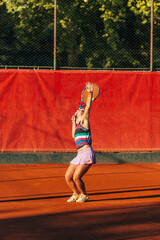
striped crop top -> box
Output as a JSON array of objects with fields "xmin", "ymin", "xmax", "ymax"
[{"xmin": 74, "ymin": 123, "xmax": 92, "ymax": 150}]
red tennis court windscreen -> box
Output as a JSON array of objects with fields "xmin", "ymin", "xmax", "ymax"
[{"xmin": 0, "ymin": 69, "xmax": 160, "ymax": 152}]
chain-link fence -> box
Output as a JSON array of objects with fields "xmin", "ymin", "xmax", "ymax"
[{"xmin": 0, "ymin": 0, "xmax": 159, "ymax": 70}]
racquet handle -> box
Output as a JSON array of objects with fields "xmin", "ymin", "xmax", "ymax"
[{"xmin": 74, "ymin": 110, "xmax": 79, "ymax": 116}]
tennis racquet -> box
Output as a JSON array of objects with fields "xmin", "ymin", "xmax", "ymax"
[{"xmin": 78, "ymin": 83, "xmax": 100, "ymax": 110}]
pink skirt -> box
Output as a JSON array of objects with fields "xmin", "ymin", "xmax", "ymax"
[{"xmin": 70, "ymin": 146, "xmax": 96, "ymax": 165}]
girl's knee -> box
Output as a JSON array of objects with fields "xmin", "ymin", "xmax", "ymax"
[
  {"xmin": 65, "ymin": 172, "xmax": 73, "ymax": 183},
  {"xmin": 73, "ymin": 174, "xmax": 81, "ymax": 183}
]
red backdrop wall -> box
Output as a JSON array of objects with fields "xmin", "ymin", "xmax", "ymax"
[{"xmin": 0, "ymin": 69, "xmax": 160, "ymax": 152}]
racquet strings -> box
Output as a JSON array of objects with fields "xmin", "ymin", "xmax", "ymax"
[
  {"xmin": 82, "ymin": 84, "xmax": 99, "ymax": 103},
  {"xmin": 82, "ymin": 88, "xmax": 89, "ymax": 102}
]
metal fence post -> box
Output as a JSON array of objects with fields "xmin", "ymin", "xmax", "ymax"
[
  {"xmin": 150, "ymin": 0, "xmax": 154, "ymax": 71},
  {"xmin": 54, "ymin": 0, "xmax": 57, "ymax": 70}
]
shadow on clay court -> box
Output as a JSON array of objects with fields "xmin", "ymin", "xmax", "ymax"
[
  {"xmin": 1, "ymin": 185, "xmax": 160, "ymax": 204},
  {"xmin": 1, "ymin": 186, "xmax": 160, "ymax": 203},
  {"xmin": 0, "ymin": 163, "xmax": 160, "ymax": 239},
  {"xmin": 0, "ymin": 202, "xmax": 160, "ymax": 240}
]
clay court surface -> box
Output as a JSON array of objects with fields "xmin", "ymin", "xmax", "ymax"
[{"xmin": 0, "ymin": 163, "xmax": 160, "ymax": 240}]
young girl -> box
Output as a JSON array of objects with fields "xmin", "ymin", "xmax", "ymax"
[{"xmin": 65, "ymin": 82, "xmax": 96, "ymax": 203}]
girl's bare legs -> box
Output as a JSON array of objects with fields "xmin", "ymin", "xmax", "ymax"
[
  {"xmin": 65, "ymin": 164, "xmax": 79, "ymax": 195},
  {"xmin": 73, "ymin": 164, "xmax": 92, "ymax": 195}
]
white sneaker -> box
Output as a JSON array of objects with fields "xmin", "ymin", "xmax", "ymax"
[
  {"xmin": 76, "ymin": 194, "xmax": 89, "ymax": 203},
  {"xmin": 67, "ymin": 193, "xmax": 80, "ymax": 202}
]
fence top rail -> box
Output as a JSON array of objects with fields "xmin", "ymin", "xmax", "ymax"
[{"xmin": 0, "ymin": 65, "xmax": 154, "ymax": 71}]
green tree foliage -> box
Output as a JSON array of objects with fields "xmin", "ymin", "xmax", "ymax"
[
  {"xmin": 0, "ymin": 0, "xmax": 54, "ymax": 66},
  {"xmin": 127, "ymin": 0, "xmax": 160, "ymax": 68},
  {"xmin": 128, "ymin": 0, "xmax": 160, "ymax": 23},
  {"xmin": 0, "ymin": 3, "xmax": 19, "ymax": 65},
  {"xmin": 0, "ymin": 0, "xmax": 159, "ymax": 69},
  {"xmin": 57, "ymin": 0, "xmax": 106, "ymax": 68}
]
